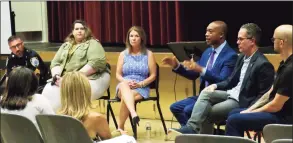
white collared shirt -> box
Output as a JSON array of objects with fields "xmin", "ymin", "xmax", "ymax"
[{"xmin": 201, "ymin": 40, "xmax": 227, "ymax": 75}]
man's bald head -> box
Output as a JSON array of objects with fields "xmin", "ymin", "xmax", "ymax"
[
  {"xmin": 212, "ymin": 21, "xmax": 228, "ymax": 38},
  {"xmin": 274, "ymin": 24, "xmax": 292, "ymax": 46}
]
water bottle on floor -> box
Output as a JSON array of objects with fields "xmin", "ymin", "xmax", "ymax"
[{"xmin": 145, "ymin": 121, "xmax": 151, "ymax": 139}]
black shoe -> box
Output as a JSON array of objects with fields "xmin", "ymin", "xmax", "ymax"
[
  {"xmin": 214, "ymin": 128, "xmax": 225, "ymax": 135},
  {"xmin": 132, "ymin": 116, "xmax": 140, "ymax": 126}
]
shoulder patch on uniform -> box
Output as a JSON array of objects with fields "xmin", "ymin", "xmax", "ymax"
[{"xmin": 30, "ymin": 57, "xmax": 39, "ymax": 67}]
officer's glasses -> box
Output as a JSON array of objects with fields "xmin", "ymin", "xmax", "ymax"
[{"xmin": 10, "ymin": 42, "xmax": 23, "ymax": 49}]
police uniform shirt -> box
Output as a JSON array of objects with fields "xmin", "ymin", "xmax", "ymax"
[{"xmin": 6, "ymin": 48, "xmax": 49, "ymax": 85}]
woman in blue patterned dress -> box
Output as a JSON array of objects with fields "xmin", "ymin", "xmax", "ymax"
[{"xmin": 116, "ymin": 26, "xmax": 156, "ymax": 134}]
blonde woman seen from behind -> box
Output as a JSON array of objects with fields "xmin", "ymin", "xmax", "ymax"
[{"xmin": 58, "ymin": 72, "xmax": 111, "ymax": 141}]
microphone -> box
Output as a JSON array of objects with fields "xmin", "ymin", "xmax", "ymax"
[{"xmin": 51, "ymin": 74, "xmax": 59, "ymax": 86}]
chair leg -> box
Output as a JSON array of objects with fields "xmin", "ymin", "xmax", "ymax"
[
  {"xmin": 258, "ymin": 132, "xmax": 261, "ymax": 143},
  {"xmin": 254, "ymin": 132, "xmax": 261, "ymax": 143},
  {"xmin": 246, "ymin": 131, "xmax": 252, "ymax": 139},
  {"xmin": 107, "ymin": 102, "xmax": 110, "ymax": 123},
  {"xmin": 213, "ymin": 128, "xmax": 217, "ymax": 135},
  {"xmin": 128, "ymin": 103, "xmax": 138, "ymax": 139},
  {"xmin": 108, "ymin": 102, "xmax": 118, "ymax": 129},
  {"xmin": 216, "ymin": 124, "xmax": 221, "ymax": 135},
  {"xmin": 156, "ymin": 100, "xmax": 167, "ymax": 135},
  {"xmin": 253, "ymin": 131, "xmax": 261, "ymax": 143}
]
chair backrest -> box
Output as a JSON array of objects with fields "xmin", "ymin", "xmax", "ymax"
[
  {"xmin": 263, "ymin": 124, "xmax": 292, "ymax": 143},
  {"xmin": 175, "ymin": 134, "xmax": 257, "ymax": 143},
  {"xmin": 106, "ymin": 62, "xmax": 111, "ymax": 70},
  {"xmin": 146, "ymin": 63, "xmax": 160, "ymax": 101},
  {"xmin": 148, "ymin": 63, "xmax": 159, "ymax": 90},
  {"xmin": 0, "ymin": 113, "xmax": 43, "ymax": 143},
  {"xmin": 36, "ymin": 114, "xmax": 93, "ymax": 143},
  {"xmin": 43, "ymin": 62, "xmax": 52, "ymax": 82},
  {"xmin": 272, "ymin": 139, "xmax": 293, "ymax": 143},
  {"xmin": 1, "ymin": 134, "xmax": 3, "ymax": 143},
  {"xmin": 0, "ymin": 73, "xmax": 6, "ymax": 87}
]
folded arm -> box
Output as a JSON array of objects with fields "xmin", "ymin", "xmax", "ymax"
[
  {"xmin": 252, "ymin": 93, "xmax": 289, "ymax": 113},
  {"xmin": 247, "ymin": 86, "xmax": 273, "ymax": 111}
]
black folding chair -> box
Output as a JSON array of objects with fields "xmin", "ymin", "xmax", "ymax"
[
  {"xmin": 0, "ymin": 73, "xmax": 7, "ymax": 95},
  {"xmin": 96, "ymin": 63, "xmax": 116, "ymax": 125}
]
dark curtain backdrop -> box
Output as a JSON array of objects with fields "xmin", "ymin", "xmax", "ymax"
[
  {"xmin": 48, "ymin": 1, "xmax": 185, "ymax": 45},
  {"xmin": 47, "ymin": 1, "xmax": 85, "ymax": 42},
  {"xmin": 84, "ymin": 1, "xmax": 186, "ymax": 45},
  {"xmin": 48, "ymin": 1, "xmax": 293, "ymax": 48}
]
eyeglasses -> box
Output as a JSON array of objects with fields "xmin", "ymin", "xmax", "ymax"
[
  {"xmin": 237, "ymin": 37, "xmax": 252, "ymax": 42},
  {"xmin": 10, "ymin": 42, "xmax": 23, "ymax": 49},
  {"xmin": 271, "ymin": 37, "xmax": 284, "ymax": 43}
]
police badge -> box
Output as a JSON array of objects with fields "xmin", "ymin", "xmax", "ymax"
[{"xmin": 30, "ymin": 57, "xmax": 39, "ymax": 67}]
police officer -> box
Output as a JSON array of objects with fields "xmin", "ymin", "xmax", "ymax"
[{"xmin": 5, "ymin": 35, "xmax": 50, "ymax": 89}]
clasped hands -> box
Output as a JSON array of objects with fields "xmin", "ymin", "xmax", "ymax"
[{"xmin": 125, "ymin": 80, "xmax": 143, "ymax": 89}]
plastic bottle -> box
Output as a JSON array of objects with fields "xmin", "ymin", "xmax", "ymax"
[{"xmin": 145, "ymin": 121, "xmax": 151, "ymax": 139}]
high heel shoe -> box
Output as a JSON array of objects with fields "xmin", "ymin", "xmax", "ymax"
[
  {"xmin": 132, "ymin": 116, "xmax": 140, "ymax": 126},
  {"xmin": 132, "ymin": 116, "xmax": 140, "ymax": 139}
]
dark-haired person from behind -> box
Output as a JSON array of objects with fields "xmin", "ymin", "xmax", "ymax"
[{"xmin": 0, "ymin": 67, "xmax": 55, "ymax": 132}]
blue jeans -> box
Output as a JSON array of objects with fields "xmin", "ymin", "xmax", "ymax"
[
  {"xmin": 225, "ymin": 108, "xmax": 282, "ymax": 137},
  {"xmin": 170, "ymin": 96, "xmax": 198, "ymax": 126}
]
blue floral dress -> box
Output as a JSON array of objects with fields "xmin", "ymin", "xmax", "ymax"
[{"xmin": 116, "ymin": 49, "xmax": 149, "ymax": 99}]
